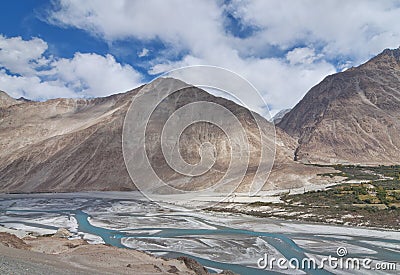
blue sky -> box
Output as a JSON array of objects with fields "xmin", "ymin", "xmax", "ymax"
[{"xmin": 1, "ymin": 0, "xmax": 400, "ymax": 115}]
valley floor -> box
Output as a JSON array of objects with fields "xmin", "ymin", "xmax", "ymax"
[
  {"xmin": 0, "ymin": 191, "xmax": 399, "ymax": 275},
  {"xmin": 205, "ymin": 164, "xmax": 400, "ymax": 230}
]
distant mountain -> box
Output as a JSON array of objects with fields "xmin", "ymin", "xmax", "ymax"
[
  {"xmin": 272, "ymin": 109, "xmax": 291, "ymax": 124},
  {"xmin": 16, "ymin": 97, "xmax": 32, "ymax": 103},
  {"xmin": 278, "ymin": 47, "xmax": 400, "ymax": 165},
  {"xmin": 0, "ymin": 78, "xmax": 333, "ymax": 193}
]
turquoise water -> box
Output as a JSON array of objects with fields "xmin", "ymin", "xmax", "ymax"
[
  {"xmin": 74, "ymin": 210, "xmax": 331, "ymax": 274},
  {"xmin": 0, "ymin": 208, "xmax": 333, "ymax": 274},
  {"xmin": 1, "ymin": 196, "xmax": 399, "ymax": 275}
]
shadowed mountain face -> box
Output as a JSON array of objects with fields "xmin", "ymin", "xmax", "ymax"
[
  {"xmin": 0, "ymin": 78, "xmax": 334, "ymax": 193},
  {"xmin": 278, "ymin": 48, "xmax": 400, "ymax": 165}
]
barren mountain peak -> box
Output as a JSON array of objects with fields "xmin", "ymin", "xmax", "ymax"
[
  {"xmin": 379, "ymin": 46, "xmax": 400, "ymax": 59},
  {"xmin": 0, "ymin": 90, "xmax": 20, "ymax": 108},
  {"xmin": 278, "ymin": 48, "xmax": 400, "ymax": 165}
]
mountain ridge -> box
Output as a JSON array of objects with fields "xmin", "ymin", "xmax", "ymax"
[
  {"xmin": 0, "ymin": 78, "xmax": 335, "ymax": 193},
  {"xmin": 278, "ymin": 47, "xmax": 400, "ymax": 165}
]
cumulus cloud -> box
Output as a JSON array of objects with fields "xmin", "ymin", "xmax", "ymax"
[
  {"xmin": 0, "ymin": 35, "xmax": 143, "ymax": 100},
  {"xmin": 50, "ymin": 53, "xmax": 142, "ymax": 97},
  {"xmin": 47, "ymin": 0, "xmax": 400, "ymax": 62},
  {"xmin": 44, "ymin": 0, "xmax": 400, "ymax": 113},
  {"xmin": 0, "ymin": 35, "xmax": 49, "ymax": 76},
  {"xmin": 148, "ymin": 53, "xmax": 335, "ymax": 115},
  {"xmin": 228, "ymin": 0, "xmax": 400, "ymax": 63},
  {"xmin": 47, "ymin": 0, "xmax": 225, "ymax": 52},
  {"xmin": 10, "ymin": 0, "xmax": 400, "ymax": 110},
  {"xmin": 0, "ymin": 70, "xmax": 76, "ymax": 99}
]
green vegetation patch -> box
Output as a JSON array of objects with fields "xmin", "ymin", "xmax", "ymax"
[{"xmin": 279, "ymin": 165, "xmax": 400, "ymax": 229}]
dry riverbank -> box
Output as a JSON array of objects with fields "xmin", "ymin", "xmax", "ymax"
[{"xmin": 0, "ymin": 230, "xmax": 233, "ymax": 275}]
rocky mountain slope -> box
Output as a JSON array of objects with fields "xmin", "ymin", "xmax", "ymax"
[
  {"xmin": 0, "ymin": 78, "xmax": 334, "ymax": 193},
  {"xmin": 0, "ymin": 91, "xmax": 26, "ymax": 108},
  {"xmin": 0, "ymin": 90, "xmax": 139, "ymax": 192},
  {"xmin": 278, "ymin": 47, "xmax": 400, "ymax": 165}
]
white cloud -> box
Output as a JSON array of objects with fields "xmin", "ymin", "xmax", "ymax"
[
  {"xmin": 0, "ymin": 35, "xmax": 49, "ymax": 76},
  {"xmin": 45, "ymin": 0, "xmax": 400, "ymax": 113},
  {"xmin": 47, "ymin": 0, "xmax": 225, "ymax": 52},
  {"xmin": 0, "ymin": 1, "xmax": 388, "ymax": 113},
  {"xmin": 0, "ymin": 35, "xmax": 143, "ymax": 100},
  {"xmin": 286, "ymin": 47, "xmax": 322, "ymax": 65},
  {"xmin": 138, "ymin": 48, "xmax": 149, "ymax": 58},
  {"xmin": 50, "ymin": 53, "xmax": 143, "ymax": 97},
  {"xmin": 0, "ymin": 69, "xmax": 76, "ymax": 99},
  {"xmin": 228, "ymin": 0, "xmax": 400, "ymax": 63},
  {"xmin": 148, "ymin": 52, "xmax": 335, "ymax": 115},
  {"xmin": 48, "ymin": 0, "xmax": 400, "ymax": 62}
]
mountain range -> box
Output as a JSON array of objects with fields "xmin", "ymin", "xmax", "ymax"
[
  {"xmin": 1, "ymin": 47, "xmax": 399, "ymax": 193},
  {"xmin": 278, "ymin": 47, "xmax": 400, "ymax": 165},
  {"xmin": 0, "ymin": 79, "xmax": 333, "ymax": 193}
]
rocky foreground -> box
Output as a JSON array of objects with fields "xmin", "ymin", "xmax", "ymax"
[{"xmin": 0, "ymin": 231, "xmax": 234, "ymax": 275}]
